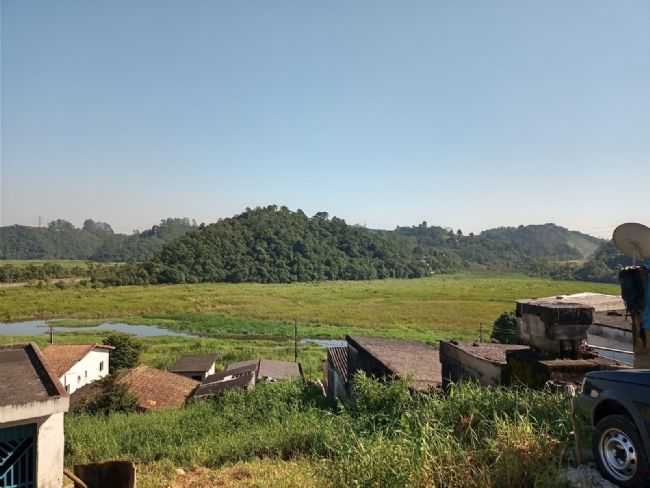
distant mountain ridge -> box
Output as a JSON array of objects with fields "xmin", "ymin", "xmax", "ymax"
[
  {"xmin": 0, "ymin": 218, "xmax": 196, "ymax": 261},
  {"xmin": 2, "ymin": 209, "xmax": 619, "ymax": 283}
]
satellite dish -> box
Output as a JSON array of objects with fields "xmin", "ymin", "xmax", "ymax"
[{"xmin": 613, "ymin": 223, "xmax": 650, "ymax": 261}]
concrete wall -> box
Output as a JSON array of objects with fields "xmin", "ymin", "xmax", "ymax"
[
  {"xmin": 326, "ymin": 365, "xmax": 348, "ymax": 401},
  {"xmin": 38, "ymin": 412, "xmax": 65, "ymax": 488},
  {"xmin": 439, "ymin": 342, "xmax": 506, "ymax": 387},
  {"xmin": 61, "ymin": 349, "xmax": 110, "ymax": 394},
  {"xmin": 1, "ymin": 411, "xmax": 66, "ymax": 488}
]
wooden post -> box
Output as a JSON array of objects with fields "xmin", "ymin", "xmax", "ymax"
[{"xmin": 294, "ymin": 320, "xmax": 298, "ymax": 363}]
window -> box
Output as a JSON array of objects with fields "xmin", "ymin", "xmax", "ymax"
[
  {"xmin": 85, "ymin": 370, "xmax": 88, "ymax": 378},
  {"xmin": 77, "ymin": 375, "xmax": 81, "ymax": 383},
  {"xmin": 65, "ymin": 384, "xmax": 70, "ymax": 393},
  {"xmin": 99, "ymin": 361, "xmax": 104, "ymax": 372}
]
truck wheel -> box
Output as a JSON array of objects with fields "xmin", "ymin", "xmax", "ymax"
[{"xmin": 594, "ymin": 415, "xmax": 649, "ymax": 487}]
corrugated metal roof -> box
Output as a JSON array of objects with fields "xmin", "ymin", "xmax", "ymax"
[
  {"xmin": 327, "ymin": 347, "xmax": 349, "ymax": 383},
  {"xmin": 204, "ymin": 363, "xmax": 258, "ymax": 383},
  {"xmin": 193, "ymin": 371, "xmax": 256, "ymax": 398}
]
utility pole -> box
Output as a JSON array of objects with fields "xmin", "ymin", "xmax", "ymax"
[{"xmin": 294, "ymin": 320, "xmax": 298, "ymax": 362}]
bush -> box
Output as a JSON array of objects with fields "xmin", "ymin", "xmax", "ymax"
[
  {"xmin": 491, "ymin": 311, "xmax": 519, "ymax": 344},
  {"xmin": 103, "ymin": 333, "xmax": 143, "ymax": 371},
  {"xmin": 80, "ymin": 381, "xmax": 138, "ymax": 415}
]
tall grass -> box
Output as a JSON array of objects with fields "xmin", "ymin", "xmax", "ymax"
[
  {"xmin": 1, "ymin": 274, "xmax": 618, "ymax": 343},
  {"xmin": 65, "ymin": 375, "xmax": 574, "ymax": 488}
]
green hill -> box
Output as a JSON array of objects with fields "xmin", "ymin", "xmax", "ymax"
[{"xmin": 0, "ymin": 218, "xmax": 195, "ymax": 261}]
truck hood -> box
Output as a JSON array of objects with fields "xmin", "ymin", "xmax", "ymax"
[{"xmin": 587, "ymin": 369, "xmax": 650, "ymax": 387}]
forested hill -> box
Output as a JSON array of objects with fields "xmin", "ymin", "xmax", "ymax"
[
  {"xmin": 2, "ymin": 208, "xmax": 616, "ymax": 284},
  {"xmin": 154, "ymin": 207, "xmax": 427, "ymax": 282},
  {"xmin": 150, "ymin": 207, "xmax": 605, "ymax": 284},
  {"xmin": 477, "ymin": 224, "xmax": 602, "ymax": 260},
  {"xmin": 0, "ymin": 218, "xmax": 196, "ymax": 261}
]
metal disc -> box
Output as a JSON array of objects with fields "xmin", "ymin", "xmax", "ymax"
[{"xmin": 613, "ymin": 223, "xmax": 650, "ymax": 260}]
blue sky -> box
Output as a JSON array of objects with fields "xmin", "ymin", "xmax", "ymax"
[{"xmin": 2, "ymin": 1, "xmax": 648, "ymax": 236}]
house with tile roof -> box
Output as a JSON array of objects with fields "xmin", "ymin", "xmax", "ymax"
[
  {"xmin": 169, "ymin": 353, "xmax": 219, "ymax": 380},
  {"xmin": 0, "ymin": 343, "xmax": 69, "ymax": 488},
  {"xmin": 116, "ymin": 365, "xmax": 199, "ymax": 411},
  {"xmin": 42, "ymin": 344, "xmax": 113, "ymax": 394}
]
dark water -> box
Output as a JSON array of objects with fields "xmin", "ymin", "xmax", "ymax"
[{"xmin": 0, "ymin": 320, "xmax": 197, "ymax": 338}]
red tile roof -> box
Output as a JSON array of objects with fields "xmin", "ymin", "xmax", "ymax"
[
  {"xmin": 116, "ymin": 365, "xmax": 198, "ymax": 411},
  {"xmin": 42, "ymin": 344, "xmax": 113, "ymax": 378}
]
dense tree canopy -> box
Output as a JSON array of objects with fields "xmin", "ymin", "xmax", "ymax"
[
  {"xmin": 2, "ymin": 207, "xmax": 626, "ymax": 285},
  {"xmin": 0, "ymin": 218, "xmax": 195, "ymax": 261},
  {"xmin": 154, "ymin": 206, "xmax": 429, "ymax": 283}
]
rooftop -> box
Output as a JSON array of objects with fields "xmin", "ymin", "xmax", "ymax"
[
  {"xmin": 116, "ymin": 365, "xmax": 199, "ymax": 411},
  {"xmin": 0, "ymin": 343, "xmax": 67, "ymax": 408},
  {"xmin": 194, "ymin": 371, "xmax": 256, "ymax": 398},
  {"xmin": 258, "ymin": 360, "xmax": 301, "ymax": 380},
  {"xmin": 42, "ymin": 344, "xmax": 113, "ymax": 377},
  {"xmin": 169, "ymin": 354, "xmax": 219, "ymax": 374},
  {"xmin": 525, "ymin": 293, "xmax": 625, "ymax": 312},
  {"xmin": 346, "ymin": 336, "xmax": 441, "ymax": 390},
  {"xmin": 442, "ymin": 342, "xmax": 530, "ymax": 365}
]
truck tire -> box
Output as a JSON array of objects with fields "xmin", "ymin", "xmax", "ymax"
[{"xmin": 593, "ymin": 414, "xmax": 649, "ymax": 487}]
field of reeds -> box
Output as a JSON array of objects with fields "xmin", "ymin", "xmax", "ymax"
[
  {"xmin": 65, "ymin": 375, "xmax": 576, "ymax": 488},
  {"xmin": 0, "ymin": 273, "xmax": 618, "ymax": 343}
]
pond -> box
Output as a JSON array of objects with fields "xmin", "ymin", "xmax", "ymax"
[{"xmin": 0, "ymin": 320, "xmax": 198, "ymax": 338}]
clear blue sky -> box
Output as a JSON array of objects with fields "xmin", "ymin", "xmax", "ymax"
[{"xmin": 1, "ymin": 1, "xmax": 648, "ymax": 236}]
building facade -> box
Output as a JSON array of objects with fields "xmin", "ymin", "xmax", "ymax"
[{"xmin": 42, "ymin": 344, "xmax": 113, "ymax": 394}]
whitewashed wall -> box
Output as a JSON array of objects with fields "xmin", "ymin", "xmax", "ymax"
[{"xmin": 61, "ymin": 349, "xmax": 110, "ymax": 394}]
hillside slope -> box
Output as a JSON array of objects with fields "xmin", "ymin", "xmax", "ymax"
[{"xmin": 0, "ymin": 218, "xmax": 195, "ymax": 261}]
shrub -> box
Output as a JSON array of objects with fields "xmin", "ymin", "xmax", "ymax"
[
  {"xmin": 103, "ymin": 333, "xmax": 143, "ymax": 371},
  {"xmin": 491, "ymin": 311, "xmax": 519, "ymax": 344}
]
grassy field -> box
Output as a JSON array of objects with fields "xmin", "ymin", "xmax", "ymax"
[
  {"xmin": 2, "ymin": 273, "xmax": 603, "ymax": 486},
  {"xmin": 0, "ymin": 273, "xmax": 619, "ymax": 343}
]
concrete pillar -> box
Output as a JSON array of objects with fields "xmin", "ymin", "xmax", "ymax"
[{"xmin": 37, "ymin": 413, "xmax": 65, "ymax": 488}]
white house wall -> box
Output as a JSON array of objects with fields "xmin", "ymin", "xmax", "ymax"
[{"xmin": 61, "ymin": 349, "xmax": 110, "ymax": 394}]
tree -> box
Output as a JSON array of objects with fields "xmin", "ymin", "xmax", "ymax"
[
  {"xmin": 491, "ymin": 312, "xmax": 519, "ymax": 344},
  {"xmin": 83, "ymin": 219, "xmax": 114, "ymax": 235},
  {"xmin": 103, "ymin": 334, "xmax": 143, "ymax": 371}
]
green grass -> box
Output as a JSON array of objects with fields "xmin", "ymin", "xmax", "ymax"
[
  {"xmin": 64, "ymin": 376, "xmax": 574, "ymax": 488},
  {"xmin": 0, "ymin": 273, "xmax": 619, "ymax": 343}
]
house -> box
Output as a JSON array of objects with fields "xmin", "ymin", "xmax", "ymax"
[
  {"xmin": 193, "ymin": 363, "xmax": 258, "ymax": 399},
  {"xmin": 169, "ymin": 353, "xmax": 219, "ymax": 380},
  {"xmin": 193, "ymin": 359, "xmax": 302, "ymax": 399},
  {"xmin": 115, "ymin": 365, "xmax": 199, "ymax": 411},
  {"xmin": 227, "ymin": 359, "xmax": 302, "ymax": 383},
  {"xmin": 0, "ymin": 343, "xmax": 69, "ymax": 488},
  {"xmin": 326, "ymin": 335, "xmax": 441, "ymax": 400},
  {"xmin": 42, "ymin": 343, "xmax": 113, "ymax": 394}
]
